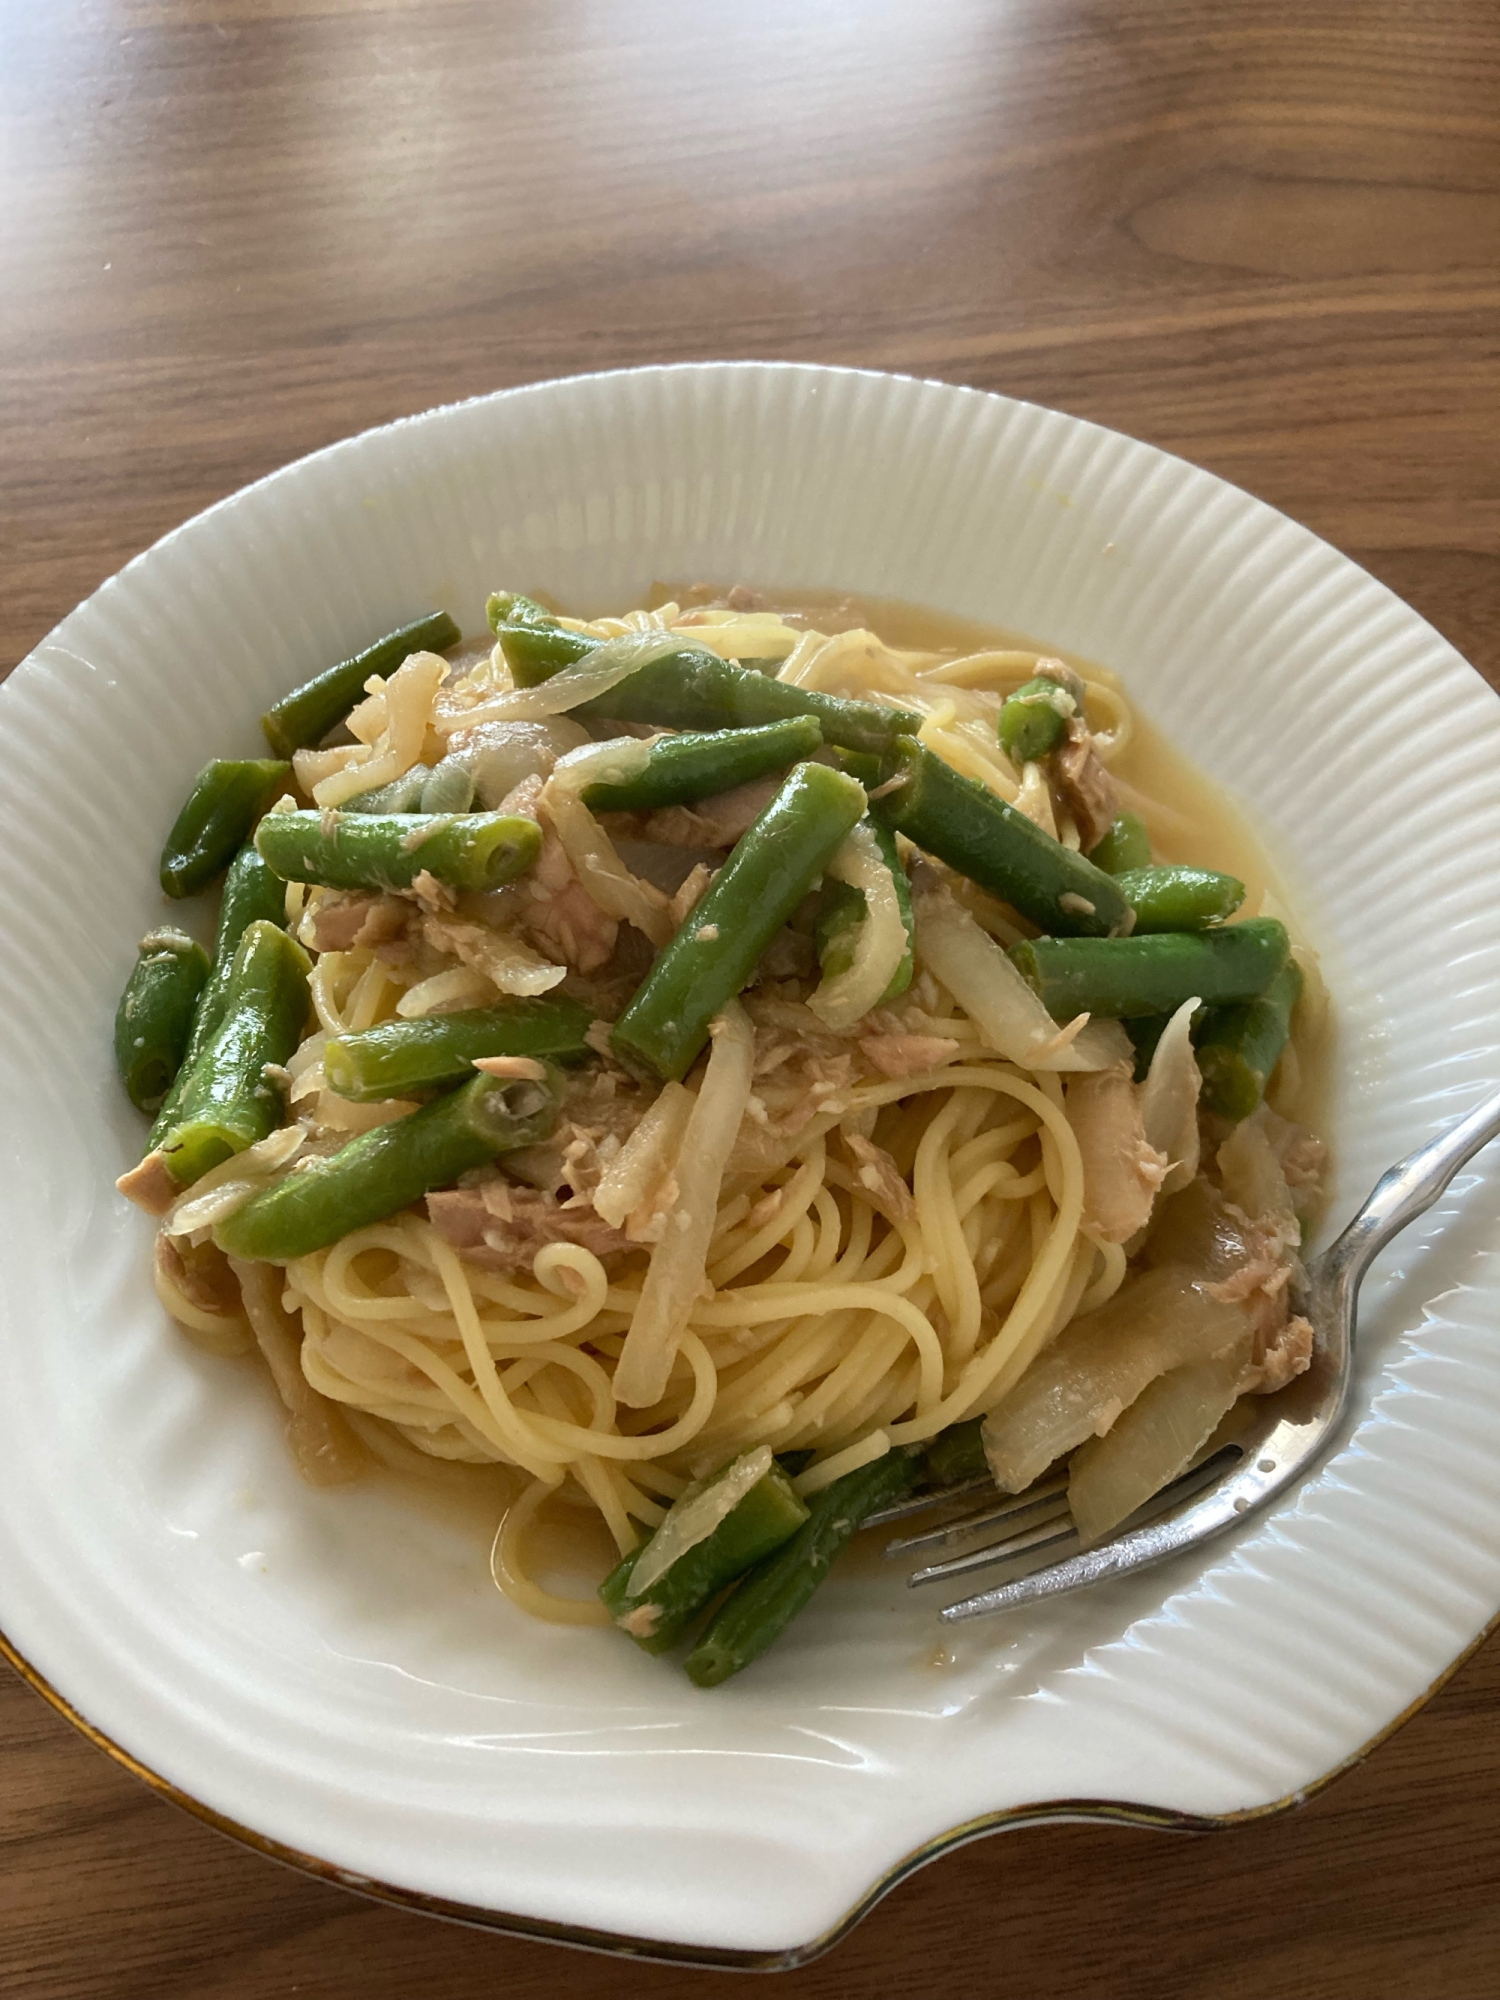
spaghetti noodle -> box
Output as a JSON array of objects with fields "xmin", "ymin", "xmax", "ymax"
[{"xmin": 143, "ymin": 589, "xmax": 1326, "ymax": 1639}]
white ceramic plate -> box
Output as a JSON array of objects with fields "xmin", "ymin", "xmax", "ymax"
[{"xmin": 3, "ymin": 364, "xmax": 1499, "ymax": 1968}]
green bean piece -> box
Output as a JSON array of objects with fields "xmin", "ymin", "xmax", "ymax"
[
  {"xmin": 324, "ymin": 997, "xmax": 594, "ymax": 1103},
  {"xmin": 923, "ymin": 1417, "xmax": 989, "ymax": 1486},
  {"xmin": 815, "ymin": 878, "xmax": 865, "ymax": 977},
  {"xmin": 1086, "ymin": 811, "xmax": 1152, "ymax": 876},
  {"xmin": 216, "ymin": 1069, "xmax": 559, "ymax": 1262},
  {"xmin": 834, "ymin": 749, "xmax": 884, "ymax": 790},
  {"xmin": 498, "ymin": 624, "xmax": 919, "ymax": 757},
  {"xmin": 494, "ymin": 620, "xmax": 604, "ymax": 675},
  {"xmin": 485, "ymin": 591, "xmax": 555, "ymax": 633},
  {"xmin": 342, "ymin": 765, "xmax": 431, "ymax": 813},
  {"xmin": 157, "ymin": 921, "xmax": 311, "ymax": 1188},
  {"xmin": 1114, "ymin": 865, "xmax": 1246, "ymax": 933},
  {"xmin": 261, "ymin": 611, "xmax": 462, "ymax": 758},
  {"xmin": 1010, "ymin": 917, "xmax": 1290, "ymax": 1022},
  {"xmin": 873, "ymin": 736, "xmax": 1132, "ymax": 938},
  {"xmin": 1195, "ymin": 960, "xmax": 1303, "ymax": 1121},
  {"xmin": 998, "ymin": 677, "xmax": 1072, "ymax": 765},
  {"xmin": 598, "ymin": 1460, "xmax": 810, "ymax": 1655},
  {"xmin": 611, "ymin": 762, "xmax": 868, "ymax": 1082},
  {"xmin": 582, "ymin": 715, "xmax": 823, "ymax": 814},
  {"xmin": 148, "ymin": 845, "xmax": 289, "ymax": 1149},
  {"xmin": 159, "ymin": 759, "xmax": 291, "ymax": 898},
  {"xmin": 814, "ymin": 818, "xmax": 915, "ymax": 1001},
  {"xmin": 256, "ymin": 809, "xmax": 541, "ymax": 895},
  {"xmin": 113, "ymin": 929, "xmax": 211, "ymax": 1113},
  {"xmin": 684, "ymin": 1447, "xmax": 920, "ymax": 1688}
]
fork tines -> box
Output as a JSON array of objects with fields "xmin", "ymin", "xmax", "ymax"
[{"xmin": 891, "ymin": 1445, "xmax": 1247, "ymax": 1611}]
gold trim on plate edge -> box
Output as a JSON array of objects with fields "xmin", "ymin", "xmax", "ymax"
[{"xmin": 5, "ymin": 1607, "xmax": 1497, "ymax": 1975}]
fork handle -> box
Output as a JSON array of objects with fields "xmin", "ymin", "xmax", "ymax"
[{"xmin": 1322, "ymin": 1083, "xmax": 1500, "ymax": 1291}]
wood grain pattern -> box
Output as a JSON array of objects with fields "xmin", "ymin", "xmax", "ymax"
[{"xmin": 2, "ymin": 1, "xmax": 1498, "ymax": 1994}]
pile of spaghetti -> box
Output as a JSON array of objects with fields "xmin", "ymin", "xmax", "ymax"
[{"xmin": 118, "ymin": 586, "xmax": 1326, "ymax": 1668}]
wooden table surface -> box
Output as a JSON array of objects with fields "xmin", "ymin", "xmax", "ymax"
[{"xmin": 3, "ymin": 4, "xmax": 1498, "ymax": 1995}]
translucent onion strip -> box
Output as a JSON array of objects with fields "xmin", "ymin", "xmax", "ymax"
[
  {"xmin": 614, "ymin": 1003, "xmax": 756, "ymax": 1408},
  {"xmin": 807, "ymin": 824, "xmax": 908, "ymax": 1031},
  {"xmin": 594, "ymin": 1081, "xmax": 695, "ymax": 1229},
  {"xmin": 913, "ymin": 885, "xmax": 1127, "ymax": 1073},
  {"xmin": 440, "ymin": 632, "xmax": 689, "ymax": 731},
  {"xmin": 540, "ymin": 774, "xmax": 675, "ymax": 946},
  {"xmin": 629, "ymin": 1445, "xmax": 773, "ymax": 1595},
  {"xmin": 1139, "ymin": 995, "xmax": 1202, "ymax": 1195}
]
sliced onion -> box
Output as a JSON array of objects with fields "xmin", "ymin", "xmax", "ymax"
[
  {"xmin": 807, "ymin": 824, "xmax": 908, "ymax": 1031},
  {"xmin": 442, "ymin": 717, "xmax": 592, "ymax": 808},
  {"xmin": 594, "ymin": 1081, "xmax": 695, "ymax": 1229},
  {"xmin": 913, "ymin": 886, "xmax": 1125, "ymax": 1072},
  {"xmin": 438, "ymin": 632, "xmax": 689, "ymax": 731},
  {"xmin": 628, "ymin": 1445, "xmax": 774, "ymax": 1596},
  {"xmin": 164, "ymin": 1123, "xmax": 307, "ymax": 1236},
  {"xmin": 549, "ymin": 736, "xmax": 654, "ymax": 797},
  {"xmin": 396, "ymin": 966, "xmax": 498, "ymax": 1017},
  {"xmin": 1067, "ymin": 1339, "xmax": 1250, "ymax": 1546},
  {"xmin": 613, "ymin": 1002, "xmax": 756, "ymax": 1409},
  {"xmin": 1217, "ymin": 1110, "xmax": 1297, "ymax": 1238},
  {"xmin": 540, "ymin": 775, "xmax": 675, "ymax": 946},
  {"xmin": 1139, "ymin": 996, "xmax": 1202, "ymax": 1196},
  {"xmin": 981, "ymin": 1265, "xmax": 1246, "ymax": 1493}
]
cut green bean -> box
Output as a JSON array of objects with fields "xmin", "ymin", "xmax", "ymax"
[
  {"xmin": 493, "ymin": 621, "xmax": 595, "ymax": 674},
  {"xmin": 261, "ymin": 611, "xmax": 461, "ymax": 757},
  {"xmin": 114, "ymin": 929, "xmax": 211, "ymax": 1113},
  {"xmin": 157, "ymin": 921, "xmax": 311, "ymax": 1188},
  {"xmin": 498, "ymin": 624, "xmax": 919, "ymax": 757},
  {"xmin": 582, "ymin": 715, "xmax": 823, "ymax": 814},
  {"xmin": 873, "ymin": 736, "xmax": 1132, "ymax": 938},
  {"xmin": 599, "ymin": 1459, "xmax": 810, "ymax": 1655},
  {"xmin": 148, "ymin": 845, "xmax": 288, "ymax": 1148},
  {"xmin": 924, "ymin": 1417, "xmax": 989, "ymax": 1486},
  {"xmin": 611, "ymin": 762, "xmax": 868, "ymax": 1081},
  {"xmin": 485, "ymin": 591, "xmax": 555, "ymax": 632},
  {"xmin": 834, "ymin": 749, "xmax": 884, "ymax": 790},
  {"xmin": 324, "ymin": 997, "xmax": 594, "ymax": 1103},
  {"xmin": 256, "ymin": 809, "xmax": 541, "ymax": 894},
  {"xmin": 815, "ymin": 818, "xmax": 914, "ymax": 1001},
  {"xmin": 1195, "ymin": 960, "xmax": 1303, "ymax": 1121},
  {"xmin": 1114, "ymin": 865, "xmax": 1246, "ymax": 933},
  {"xmin": 815, "ymin": 878, "xmax": 865, "ymax": 977},
  {"xmin": 1010, "ymin": 917, "xmax": 1290, "ymax": 1021},
  {"xmin": 216, "ymin": 1068, "xmax": 559, "ymax": 1261},
  {"xmin": 998, "ymin": 677, "xmax": 1072, "ymax": 765},
  {"xmin": 684, "ymin": 1447, "xmax": 920, "ymax": 1687},
  {"xmin": 159, "ymin": 759, "xmax": 291, "ymax": 898},
  {"xmin": 1087, "ymin": 811, "xmax": 1152, "ymax": 876}
]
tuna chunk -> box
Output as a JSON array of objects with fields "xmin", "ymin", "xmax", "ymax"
[{"xmin": 427, "ymin": 1181, "xmax": 634, "ymax": 1272}]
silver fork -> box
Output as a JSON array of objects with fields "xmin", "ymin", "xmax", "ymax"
[{"xmin": 879, "ymin": 1085, "xmax": 1500, "ymax": 1625}]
